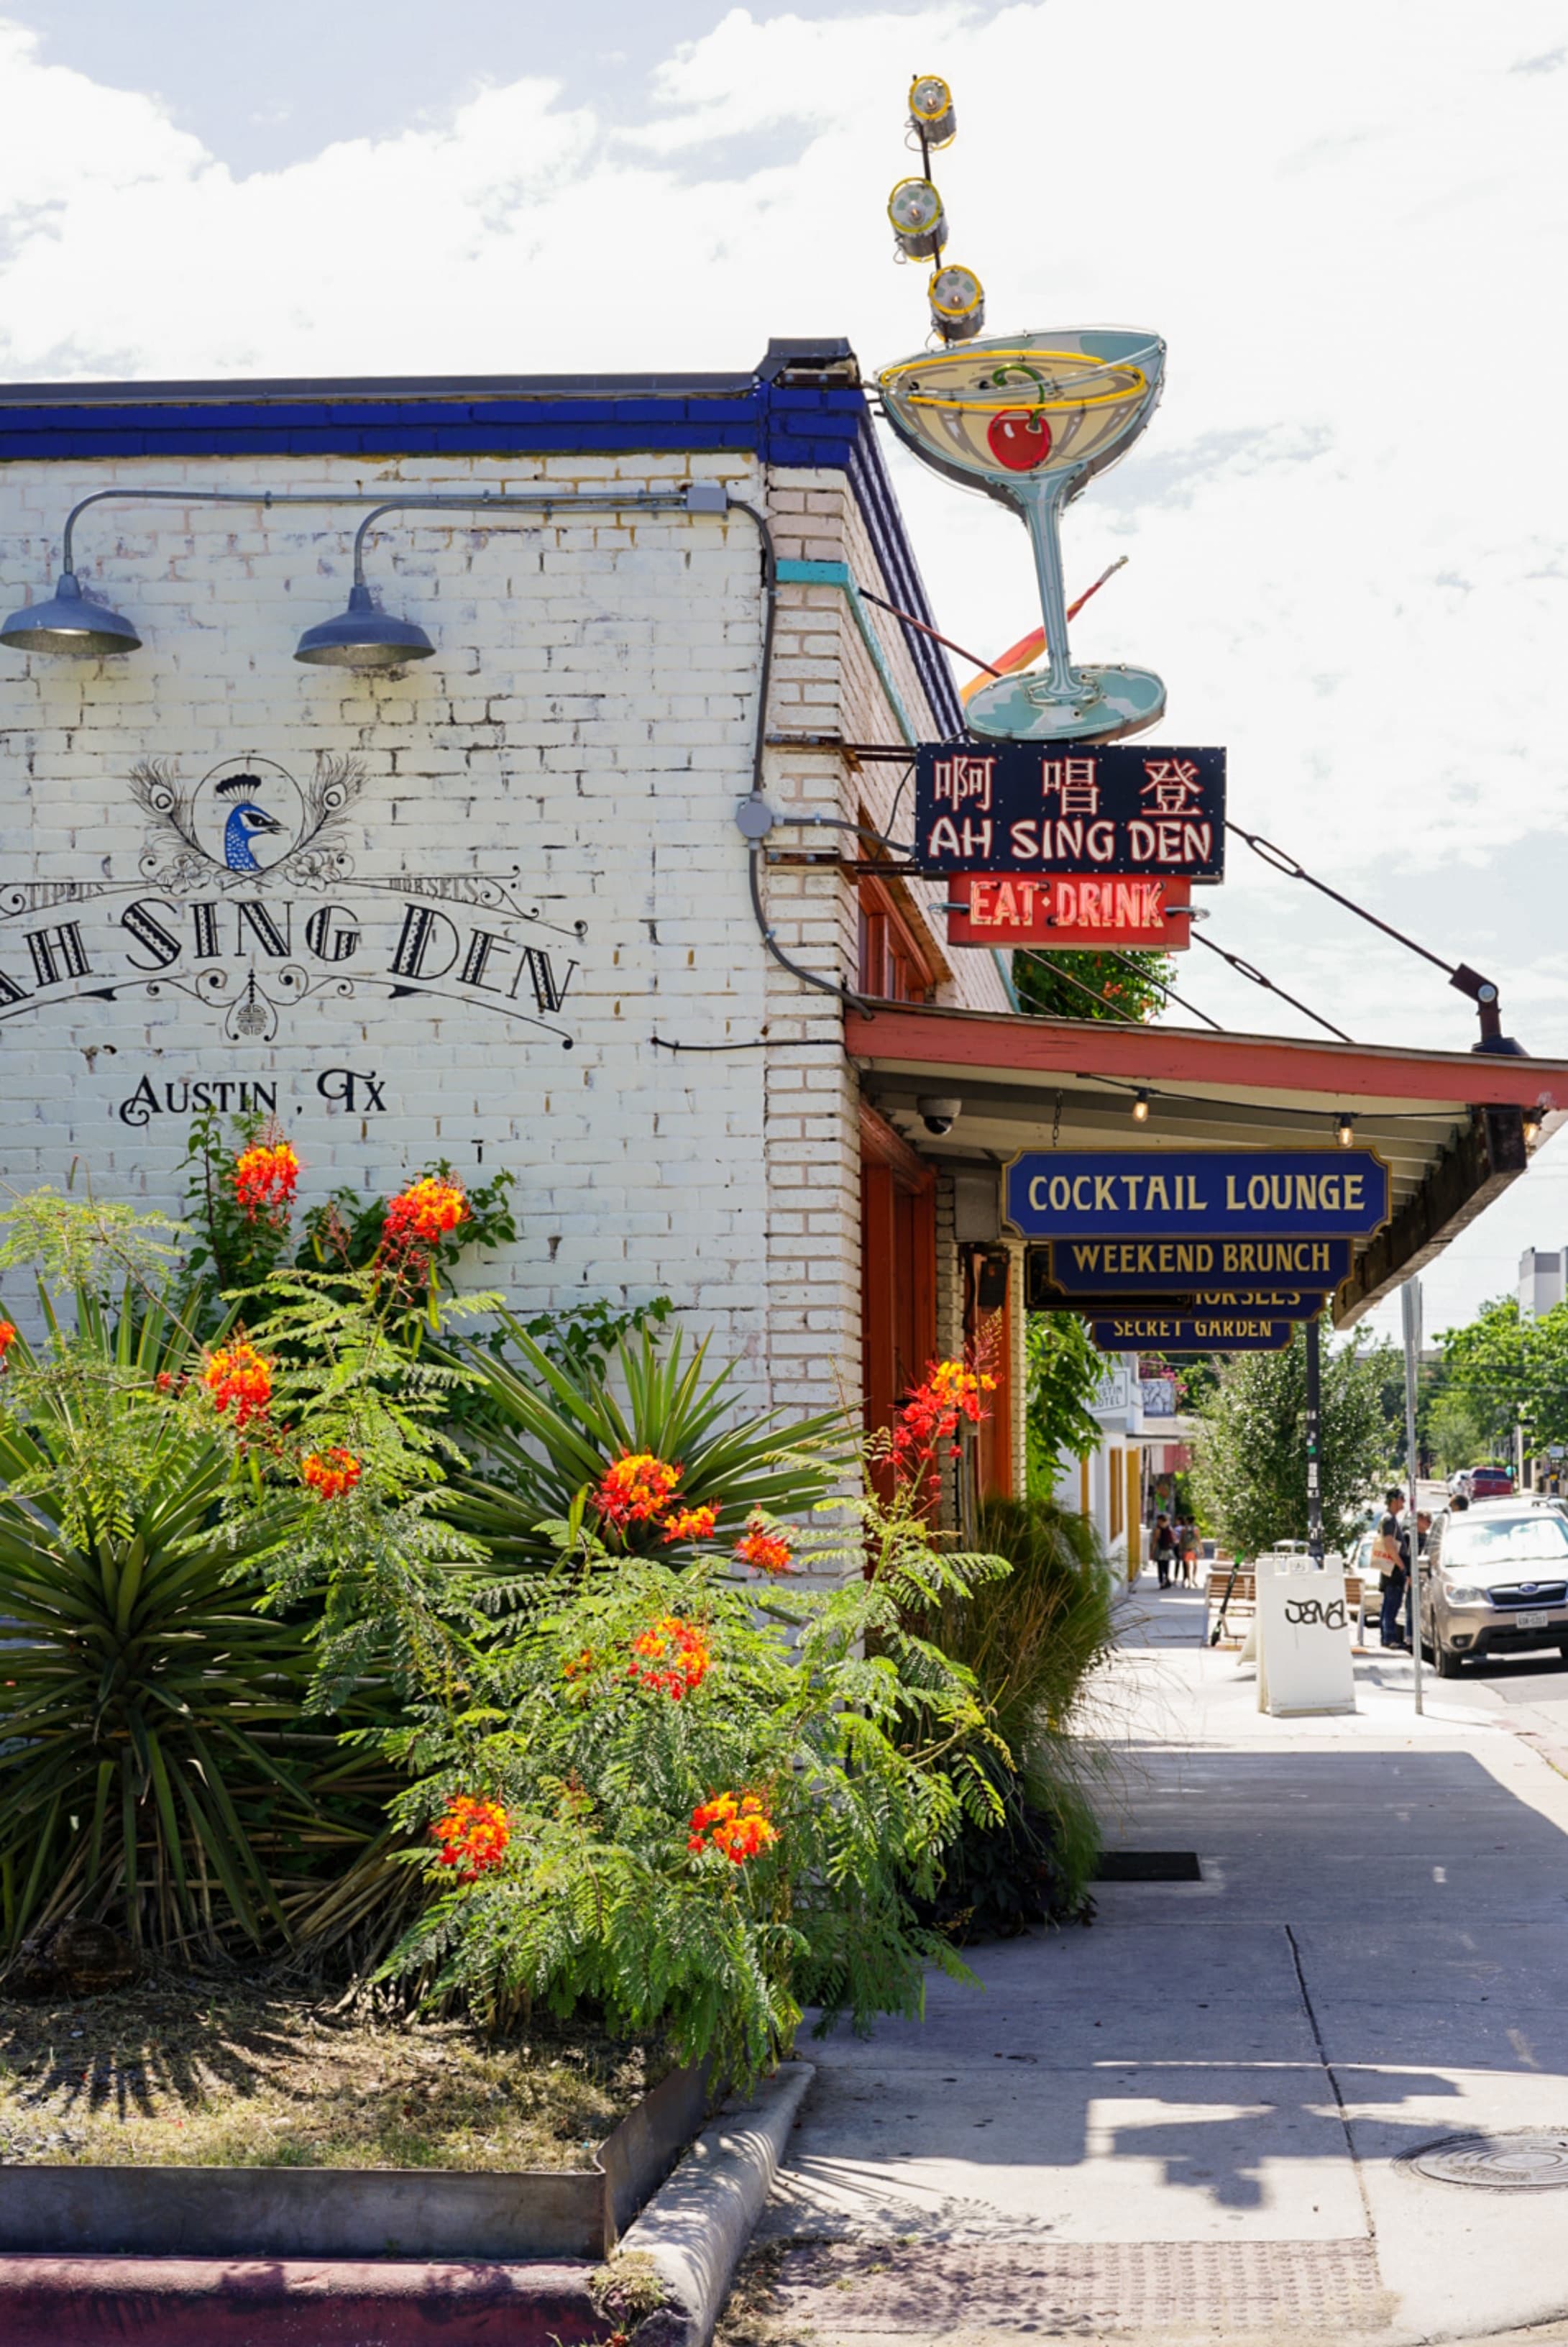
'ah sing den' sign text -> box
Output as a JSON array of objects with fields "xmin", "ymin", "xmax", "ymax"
[{"xmin": 914, "ymin": 744, "xmax": 1226, "ymax": 878}]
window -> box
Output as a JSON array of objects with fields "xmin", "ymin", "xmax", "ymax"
[{"xmin": 858, "ymin": 872, "xmax": 937, "ymax": 1004}]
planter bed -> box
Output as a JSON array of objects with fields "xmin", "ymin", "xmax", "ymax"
[{"xmin": 0, "ymin": 1978, "xmax": 705, "ymax": 2261}]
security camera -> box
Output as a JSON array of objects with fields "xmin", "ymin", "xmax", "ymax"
[{"xmin": 917, "ymin": 1095, "xmax": 963, "ymax": 1137}]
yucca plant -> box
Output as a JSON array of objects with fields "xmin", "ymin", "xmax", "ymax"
[
  {"xmin": 0, "ymin": 1286, "xmax": 398, "ymax": 1960},
  {"xmin": 451, "ymin": 1319, "xmax": 851, "ymax": 1570}
]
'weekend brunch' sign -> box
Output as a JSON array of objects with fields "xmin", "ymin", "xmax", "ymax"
[{"xmin": 1003, "ymin": 1154, "xmax": 1390, "ymax": 1242}]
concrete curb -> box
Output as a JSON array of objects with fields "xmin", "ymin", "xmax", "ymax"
[
  {"xmin": 0, "ymin": 2254, "xmax": 604, "ymax": 2345},
  {"xmin": 615, "ymin": 2060, "xmax": 814, "ymax": 2347}
]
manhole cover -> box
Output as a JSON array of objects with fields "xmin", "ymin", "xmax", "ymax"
[{"xmin": 1406, "ymin": 2130, "xmax": 1568, "ymax": 2189}]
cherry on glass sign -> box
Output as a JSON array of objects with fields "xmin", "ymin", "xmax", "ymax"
[{"xmin": 986, "ymin": 409, "xmax": 1053, "ymax": 471}]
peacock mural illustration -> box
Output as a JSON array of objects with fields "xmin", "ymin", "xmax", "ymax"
[{"xmin": 214, "ymin": 774, "xmax": 285, "ymax": 873}]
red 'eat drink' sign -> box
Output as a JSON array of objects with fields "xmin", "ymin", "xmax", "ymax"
[{"xmin": 945, "ymin": 874, "xmax": 1193, "ymax": 951}]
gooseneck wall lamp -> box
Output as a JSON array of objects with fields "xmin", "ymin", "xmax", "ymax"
[{"xmin": 0, "ymin": 481, "xmax": 735, "ymax": 671}]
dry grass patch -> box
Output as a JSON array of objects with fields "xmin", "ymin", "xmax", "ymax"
[{"xmin": 0, "ymin": 1975, "xmax": 669, "ymax": 2170}]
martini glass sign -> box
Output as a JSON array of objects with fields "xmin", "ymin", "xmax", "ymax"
[{"xmin": 879, "ymin": 82, "xmax": 1167, "ymax": 744}]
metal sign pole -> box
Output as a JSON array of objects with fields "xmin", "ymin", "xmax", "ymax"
[
  {"xmin": 1402, "ymin": 1278, "xmax": 1423, "ymax": 1716},
  {"xmin": 1305, "ymin": 1314, "xmax": 1324, "ymax": 1565}
]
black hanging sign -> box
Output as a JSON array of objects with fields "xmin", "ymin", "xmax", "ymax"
[{"xmin": 914, "ymin": 744, "xmax": 1226, "ymax": 879}]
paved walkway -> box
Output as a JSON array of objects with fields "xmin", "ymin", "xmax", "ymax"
[{"xmin": 723, "ymin": 1575, "xmax": 1568, "ymax": 2346}]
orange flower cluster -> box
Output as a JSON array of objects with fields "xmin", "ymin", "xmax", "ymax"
[
  {"xmin": 0, "ymin": 1320, "xmax": 15, "ymax": 1366},
  {"xmin": 301, "ymin": 1447, "xmax": 362, "ymax": 1500},
  {"xmin": 590, "ymin": 1452, "xmax": 720, "ymax": 1546},
  {"xmin": 202, "ymin": 1340, "xmax": 274, "ymax": 1429},
  {"xmin": 735, "ymin": 1510, "xmax": 794, "ymax": 1576},
  {"xmin": 594, "ymin": 1451, "xmax": 682, "ymax": 1531},
  {"xmin": 433, "ymin": 1795, "xmax": 511, "ymax": 1881},
  {"xmin": 891, "ymin": 1353, "xmax": 996, "ymax": 1480},
  {"xmin": 687, "ymin": 1791, "xmax": 778, "ymax": 1864},
  {"xmin": 233, "ymin": 1136, "xmax": 301, "ymax": 1223},
  {"xmin": 628, "ymin": 1616, "xmax": 712, "ymax": 1701},
  {"xmin": 382, "ymin": 1176, "xmax": 469, "ymax": 1250},
  {"xmin": 662, "ymin": 1502, "xmax": 718, "ymax": 1544}
]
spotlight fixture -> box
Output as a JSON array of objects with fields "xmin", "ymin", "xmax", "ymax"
[
  {"xmin": 293, "ymin": 582, "xmax": 436, "ymax": 670},
  {"xmin": 908, "ymin": 73, "xmax": 957, "ymax": 147},
  {"xmin": 1132, "ymin": 1091, "xmax": 1150, "ymax": 1123},
  {"xmin": 928, "ymin": 262, "xmax": 984, "ymax": 342},
  {"xmin": 888, "ymin": 176, "xmax": 947, "ymax": 260},
  {"xmin": 1524, "ymin": 1106, "xmax": 1544, "ymax": 1146},
  {"xmin": 0, "ymin": 570, "xmax": 141, "ymax": 657},
  {"xmin": 1335, "ymin": 1114, "xmax": 1354, "ymax": 1148}
]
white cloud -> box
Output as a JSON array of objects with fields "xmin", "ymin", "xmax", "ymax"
[{"xmin": 2, "ymin": 0, "xmax": 1567, "ymax": 1319}]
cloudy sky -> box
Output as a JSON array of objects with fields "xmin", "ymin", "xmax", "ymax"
[{"xmin": 1, "ymin": 0, "xmax": 1564, "ymax": 1338}]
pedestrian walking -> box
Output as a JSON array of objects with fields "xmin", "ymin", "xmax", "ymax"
[
  {"xmin": 1153, "ymin": 1514, "xmax": 1176, "ymax": 1588},
  {"xmin": 1179, "ymin": 1520, "xmax": 1200, "ymax": 1587},
  {"xmin": 1375, "ymin": 1487, "xmax": 1408, "ymax": 1650}
]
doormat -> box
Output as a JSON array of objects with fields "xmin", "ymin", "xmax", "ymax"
[{"xmin": 1095, "ymin": 1850, "xmax": 1202, "ymax": 1881}]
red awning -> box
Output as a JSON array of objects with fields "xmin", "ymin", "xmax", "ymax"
[{"xmin": 845, "ymin": 1001, "xmax": 1568, "ymax": 1325}]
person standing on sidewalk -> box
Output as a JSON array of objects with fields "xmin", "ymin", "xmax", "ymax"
[
  {"xmin": 1375, "ymin": 1488, "xmax": 1409, "ymax": 1650},
  {"xmin": 1153, "ymin": 1514, "xmax": 1176, "ymax": 1588}
]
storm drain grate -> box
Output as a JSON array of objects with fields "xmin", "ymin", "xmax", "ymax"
[
  {"xmin": 1404, "ymin": 2129, "xmax": 1568, "ymax": 2189},
  {"xmin": 1095, "ymin": 1849, "xmax": 1202, "ymax": 1881}
]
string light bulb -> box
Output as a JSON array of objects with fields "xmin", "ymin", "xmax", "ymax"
[
  {"xmin": 1524, "ymin": 1106, "xmax": 1544, "ymax": 1145},
  {"xmin": 907, "ymin": 73, "xmax": 957, "ymax": 147},
  {"xmin": 1132, "ymin": 1091, "xmax": 1151, "ymax": 1123},
  {"xmin": 928, "ymin": 262, "xmax": 985, "ymax": 342},
  {"xmin": 888, "ymin": 177, "xmax": 947, "ymax": 260},
  {"xmin": 1335, "ymin": 1114, "xmax": 1354, "ymax": 1148}
]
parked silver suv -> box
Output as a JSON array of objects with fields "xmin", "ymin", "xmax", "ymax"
[{"xmin": 1420, "ymin": 1504, "xmax": 1568, "ymax": 1676}]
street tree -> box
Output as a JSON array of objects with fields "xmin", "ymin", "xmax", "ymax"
[
  {"xmin": 1191, "ymin": 1323, "xmax": 1394, "ymax": 1558},
  {"xmin": 1437, "ymin": 1294, "xmax": 1568, "ymax": 1453},
  {"xmin": 1013, "ymin": 948, "xmax": 1172, "ymax": 1025}
]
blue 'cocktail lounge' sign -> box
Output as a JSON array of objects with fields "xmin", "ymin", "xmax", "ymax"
[{"xmin": 1003, "ymin": 1152, "xmax": 1390, "ymax": 1243}]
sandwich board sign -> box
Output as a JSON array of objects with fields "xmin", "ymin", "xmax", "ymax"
[{"xmin": 1252, "ymin": 1555, "xmax": 1357, "ymax": 1719}]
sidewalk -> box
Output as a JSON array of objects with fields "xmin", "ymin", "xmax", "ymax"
[{"xmin": 721, "ymin": 1576, "xmax": 1568, "ymax": 2346}]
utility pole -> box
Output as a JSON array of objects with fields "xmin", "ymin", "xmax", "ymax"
[
  {"xmin": 1305, "ymin": 1314, "xmax": 1324, "ymax": 1565},
  {"xmin": 1403, "ymin": 1278, "xmax": 1423, "ymax": 1717}
]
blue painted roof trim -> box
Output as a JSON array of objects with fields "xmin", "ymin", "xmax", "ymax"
[{"xmin": 0, "ymin": 376, "xmax": 863, "ymax": 472}]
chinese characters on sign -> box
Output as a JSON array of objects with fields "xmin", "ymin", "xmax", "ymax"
[{"xmin": 914, "ymin": 744, "xmax": 1226, "ymax": 879}]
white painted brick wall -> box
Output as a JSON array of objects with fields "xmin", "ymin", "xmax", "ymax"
[{"xmin": 0, "ymin": 437, "xmax": 1010, "ymax": 1433}]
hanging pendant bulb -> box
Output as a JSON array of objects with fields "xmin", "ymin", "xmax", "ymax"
[
  {"xmin": 908, "ymin": 73, "xmax": 957, "ymax": 147},
  {"xmin": 888, "ymin": 177, "xmax": 947, "ymax": 260},
  {"xmin": 929, "ymin": 263, "xmax": 985, "ymax": 342}
]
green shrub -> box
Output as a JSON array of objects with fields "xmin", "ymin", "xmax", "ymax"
[
  {"xmin": 378, "ymin": 1501, "xmax": 1007, "ymax": 2091},
  {"xmin": 910, "ymin": 1495, "xmax": 1117, "ymax": 1934}
]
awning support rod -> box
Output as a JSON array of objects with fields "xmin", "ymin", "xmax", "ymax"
[
  {"xmin": 1226, "ymin": 820, "xmax": 1509, "ymax": 1051},
  {"xmin": 1191, "ymin": 930, "xmax": 1354, "ymax": 1044}
]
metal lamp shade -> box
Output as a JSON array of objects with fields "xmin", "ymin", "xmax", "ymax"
[
  {"xmin": 0, "ymin": 571, "xmax": 142, "ymax": 656},
  {"xmin": 294, "ymin": 583, "xmax": 435, "ymax": 669}
]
